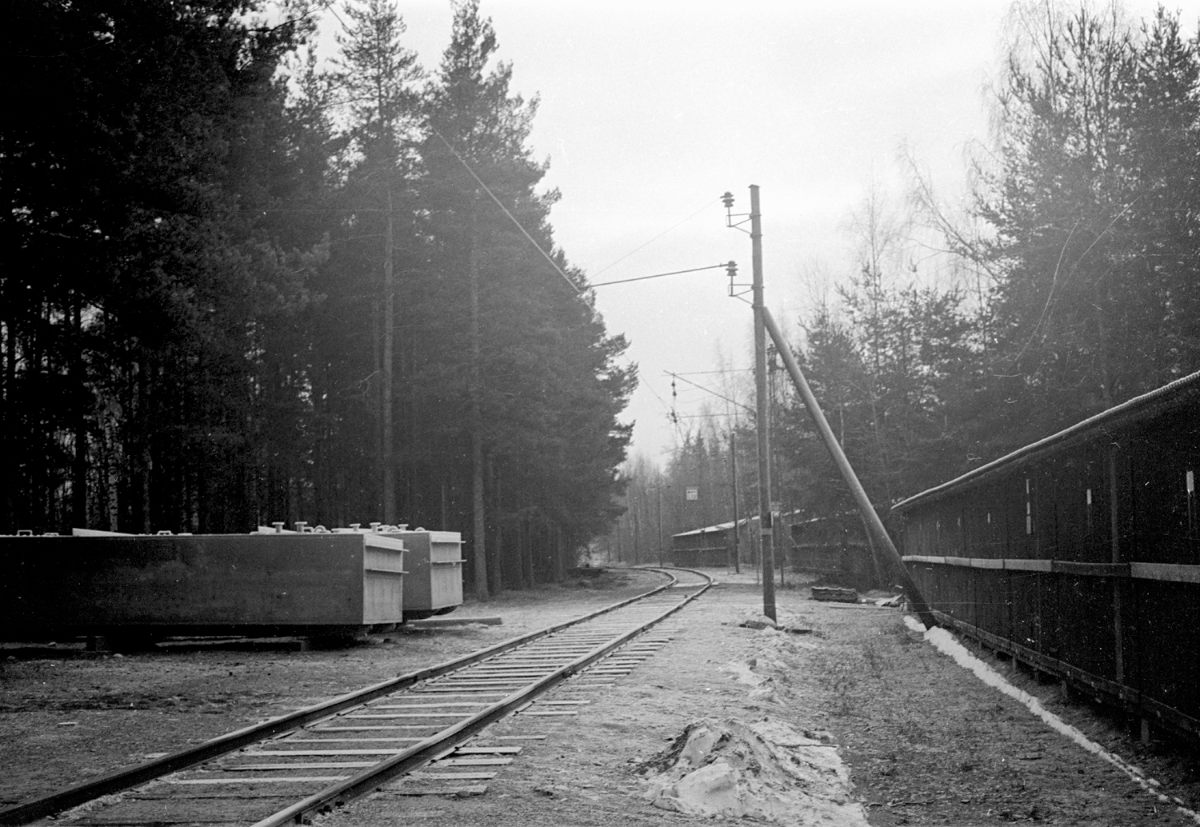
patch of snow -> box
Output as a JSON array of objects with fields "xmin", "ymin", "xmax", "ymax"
[
  {"xmin": 722, "ymin": 660, "xmax": 767, "ymax": 687},
  {"xmin": 905, "ymin": 615, "xmax": 1200, "ymax": 825},
  {"xmin": 641, "ymin": 718, "xmax": 870, "ymax": 825}
]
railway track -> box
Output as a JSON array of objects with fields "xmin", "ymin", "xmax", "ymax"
[{"xmin": 1, "ymin": 566, "xmax": 711, "ymax": 826}]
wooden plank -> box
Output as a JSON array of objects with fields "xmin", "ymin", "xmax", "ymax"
[
  {"xmin": 409, "ymin": 616, "xmax": 502, "ymax": 627},
  {"xmin": 423, "ymin": 679, "xmax": 532, "ymax": 685},
  {"xmin": 60, "ymin": 796, "xmax": 298, "ymax": 822},
  {"xmin": 449, "ymin": 746, "xmax": 522, "ymax": 754},
  {"xmin": 386, "ymin": 784, "xmax": 488, "ymax": 797},
  {"xmin": 1052, "ymin": 560, "xmax": 1130, "ymax": 577},
  {"xmin": 370, "ymin": 702, "xmax": 484, "ymax": 709},
  {"xmin": 132, "ymin": 787, "xmax": 298, "ymax": 800},
  {"xmin": 903, "ymin": 554, "xmax": 1056, "ymax": 572},
  {"xmin": 230, "ymin": 762, "xmax": 377, "ymax": 770},
  {"xmin": 1002, "ymin": 558, "xmax": 1052, "ymax": 572},
  {"xmin": 493, "ymin": 735, "xmax": 546, "ymax": 740},
  {"xmin": 1130, "ymin": 562, "xmax": 1200, "ymax": 584},
  {"xmin": 318, "ymin": 725, "xmax": 430, "ymax": 731},
  {"xmin": 811, "ymin": 587, "xmax": 859, "ymax": 603},
  {"xmin": 345, "ymin": 712, "xmax": 470, "ymax": 719},
  {"xmin": 288, "ymin": 737, "xmax": 421, "ymax": 743},
  {"xmin": 242, "ymin": 748, "xmax": 408, "ymax": 756},
  {"xmin": 168, "ymin": 776, "xmax": 349, "ymax": 784}
]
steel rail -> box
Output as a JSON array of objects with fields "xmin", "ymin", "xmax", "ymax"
[
  {"xmin": 254, "ymin": 566, "xmax": 712, "ymax": 825},
  {"xmin": 0, "ymin": 568, "xmax": 688, "ymax": 826}
]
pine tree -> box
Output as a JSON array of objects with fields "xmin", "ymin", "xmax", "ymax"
[
  {"xmin": 0, "ymin": 0, "xmax": 314, "ymax": 532},
  {"xmin": 971, "ymin": 4, "xmax": 1200, "ymax": 448},
  {"xmin": 332, "ymin": 0, "xmax": 423, "ymax": 524},
  {"xmin": 417, "ymin": 0, "xmax": 633, "ymax": 593},
  {"xmin": 419, "ymin": 0, "xmax": 545, "ymax": 597}
]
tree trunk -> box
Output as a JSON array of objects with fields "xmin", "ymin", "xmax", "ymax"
[
  {"xmin": 2, "ymin": 312, "xmax": 14, "ymax": 529},
  {"xmin": 553, "ymin": 522, "xmax": 565, "ymax": 581},
  {"xmin": 469, "ymin": 194, "xmax": 488, "ymax": 600},
  {"xmin": 71, "ymin": 298, "xmax": 88, "ymax": 528},
  {"xmin": 487, "ymin": 456, "xmax": 502, "ymax": 594},
  {"xmin": 521, "ymin": 512, "xmax": 534, "ymax": 587},
  {"xmin": 382, "ymin": 186, "xmax": 397, "ymax": 523}
]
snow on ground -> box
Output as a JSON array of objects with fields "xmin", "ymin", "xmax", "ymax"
[
  {"xmin": 636, "ymin": 611, "xmax": 870, "ymax": 824},
  {"xmin": 905, "ymin": 614, "xmax": 1200, "ymax": 825},
  {"xmin": 639, "ymin": 717, "xmax": 870, "ymax": 825}
]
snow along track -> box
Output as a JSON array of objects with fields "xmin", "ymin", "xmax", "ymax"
[{"xmin": 905, "ymin": 615, "xmax": 1200, "ymax": 825}]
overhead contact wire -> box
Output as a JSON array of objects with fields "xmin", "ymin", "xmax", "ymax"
[
  {"xmin": 590, "ymin": 263, "xmax": 728, "ymax": 288},
  {"xmin": 429, "ymin": 126, "xmax": 581, "ymax": 294},
  {"xmin": 591, "ymin": 197, "xmax": 716, "ymax": 278}
]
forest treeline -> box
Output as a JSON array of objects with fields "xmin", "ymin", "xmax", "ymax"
[
  {"xmin": 1, "ymin": 0, "xmax": 634, "ymax": 595},
  {"xmin": 609, "ymin": 2, "xmax": 1200, "ymax": 555}
]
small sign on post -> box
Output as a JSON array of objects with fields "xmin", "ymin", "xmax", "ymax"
[{"xmin": 685, "ymin": 486, "xmax": 699, "ymax": 501}]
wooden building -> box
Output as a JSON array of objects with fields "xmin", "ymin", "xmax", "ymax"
[
  {"xmin": 893, "ymin": 369, "xmax": 1200, "ymax": 741},
  {"xmin": 788, "ymin": 513, "xmax": 879, "ymax": 587}
]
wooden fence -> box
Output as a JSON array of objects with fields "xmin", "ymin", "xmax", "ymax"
[{"xmin": 893, "ymin": 371, "xmax": 1200, "ymax": 740}]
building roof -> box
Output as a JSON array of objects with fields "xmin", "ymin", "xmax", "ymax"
[
  {"xmin": 672, "ymin": 509, "xmax": 818, "ymax": 539},
  {"xmin": 892, "ymin": 368, "xmax": 1200, "ymax": 514},
  {"xmin": 672, "ymin": 518, "xmax": 747, "ymax": 539}
]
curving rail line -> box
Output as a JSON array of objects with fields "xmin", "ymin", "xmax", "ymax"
[{"xmin": 1, "ymin": 566, "xmax": 712, "ymax": 826}]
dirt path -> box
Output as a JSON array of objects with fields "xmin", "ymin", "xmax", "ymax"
[
  {"xmin": 4, "ymin": 569, "xmax": 1200, "ymax": 825},
  {"xmin": 324, "ymin": 576, "xmax": 1200, "ymax": 826}
]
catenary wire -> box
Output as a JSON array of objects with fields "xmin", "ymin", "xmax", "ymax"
[{"xmin": 429, "ymin": 125, "xmax": 581, "ymax": 294}]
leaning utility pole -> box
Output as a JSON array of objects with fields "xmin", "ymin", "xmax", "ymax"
[{"xmin": 761, "ymin": 308, "xmax": 938, "ymax": 629}]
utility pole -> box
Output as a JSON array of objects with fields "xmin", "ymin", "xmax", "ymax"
[
  {"xmin": 722, "ymin": 188, "xmax": 934, "ymax": 627},
  {"xmin": 632, "ymin": 498, "xmax": 640, "ymax": 565},
  {"xmin": 656, "ymin": 485, "xmax": 665, "ymax": 566},
  {"xmin": 724, "ymin": 185, "xmax": 778, "ymax": 620},
  {"xmin": 729, "ymin": 429, "xmax": 741, "ymax": 574},
  {"xmin": 751, "ymin": 186, "xmax": 777, "ymax": 620},
  {"xmin": 723, "ymin": 186, "xmax": 776, "ymax": 618}
]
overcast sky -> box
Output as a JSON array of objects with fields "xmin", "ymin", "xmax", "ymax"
[{"xmin": 330, "ymin": 0, "xmax": 1200, "ymax": 464}]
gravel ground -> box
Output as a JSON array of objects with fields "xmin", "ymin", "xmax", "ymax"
[{"xmin": 4, "ymin": 567, "xmax": 1200, "ymax": 825}]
